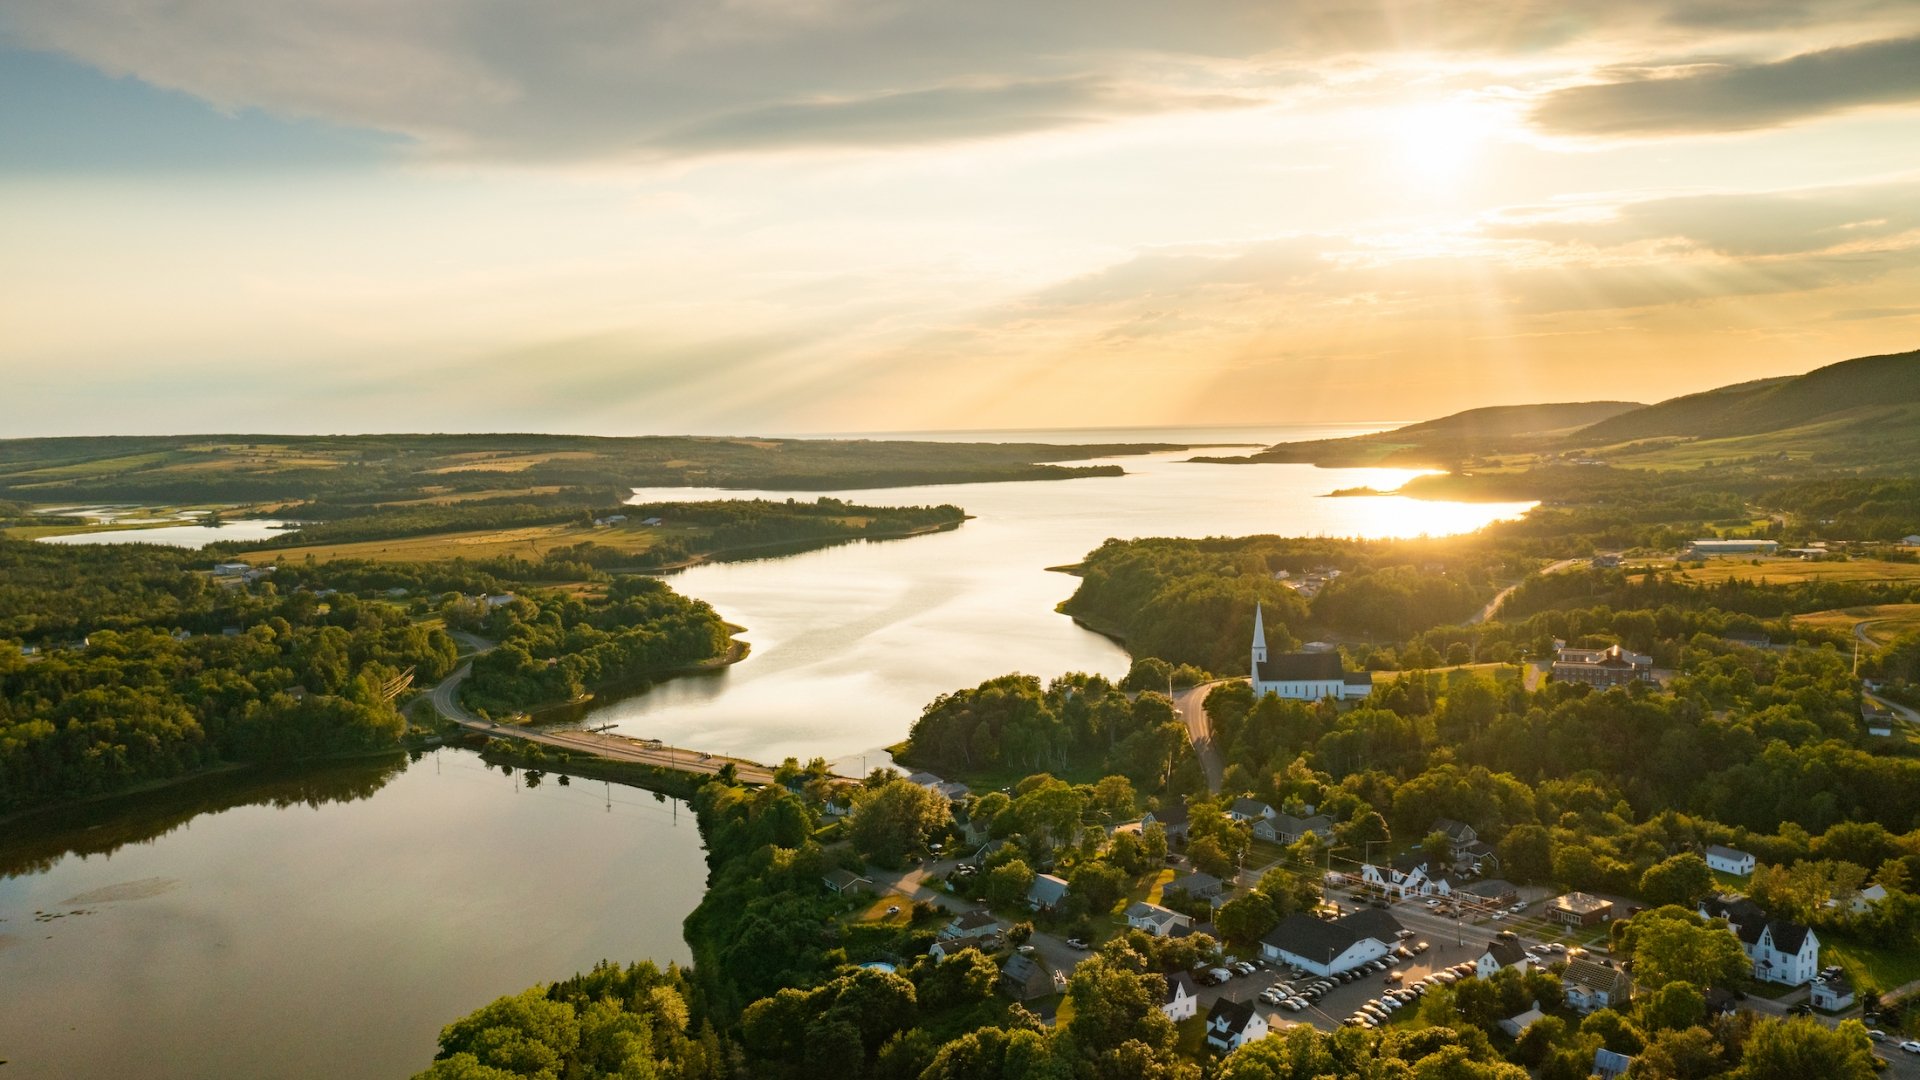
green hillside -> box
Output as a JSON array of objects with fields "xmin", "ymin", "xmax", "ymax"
[
  {"xmin": 1193, "ymin": 399, "xmax": 1640, "ymax": 468},
  {"xmin": 1576, "ymin": 349, "xmax": 1920, "ymax": 443}
]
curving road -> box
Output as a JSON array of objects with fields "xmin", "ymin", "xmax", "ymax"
[
  {"xmin": 421, "ymin": 635, "xmax": 782, "ymax": 785},
  {"xmin": 1173, "ymin": 680, "xmax": 1232, "ymax": 793},
  {"xmin": 1469, "ymin": 558, "xmax": 1581, "ymax": 625}
]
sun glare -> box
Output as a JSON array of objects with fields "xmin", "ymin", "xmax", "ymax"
[{"xmin": 1387, "ymin": 99, "xmax": 1505, "ymax": 186}]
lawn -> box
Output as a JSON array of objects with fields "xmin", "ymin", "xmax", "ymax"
[
  {"xmin": 1824, "ymin": 937, "xmax": 1920, "ymax": 995},
  {"xmin": 232, "ymin": 522, "xmax": 669, "ymax": 565},
  {"xmin": 1372, "ymin": 663, "xmax": 1523, "ymax": 686},
  {"xmin": 1794, "ymin": 604, "xmax": 1920, "ymax": 646},
  {"xmin": 1172, "ymin": 1016, "xmax": 1209, "ymax": 1059},
  {"xmin": 1674, "ymin": 558, "xmax": 1920, "ymax": 587}
]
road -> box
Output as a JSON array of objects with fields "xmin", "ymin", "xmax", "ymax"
[
  {"xmin": 420, "ymin": 635, "xmax": 782, "ymax": 785},
  {"xmin": 1469, "ymin": 558, "xmax": 1581, "ymax": 625},
  {"xmin": 1173, "ymin": 680, "xmax": 1232, "ymax": 793}
]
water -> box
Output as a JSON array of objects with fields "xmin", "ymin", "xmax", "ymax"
[
  {"xmin": 0, "ymin": 748, "xmax": 707, "ymax": 1079},
  {"xmin": 596, "ymin": 431, "xmax": 1534, "ymax": 765},
  {"xmin": 36, "ymin": 518, "xmax": 296, "ymax": 548}
]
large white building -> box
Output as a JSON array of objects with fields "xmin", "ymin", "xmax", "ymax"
[
  {"xmin": 1701, "ymin": 895, "xmax": 1821, "ymax": 986},
  {"xmin": 1251, "ymin": 604, "xmax": 1373, "ymax": 701},
  {"xmin": 1259, "ymin": 909, "xmax": 1404, "ymax": 976}
]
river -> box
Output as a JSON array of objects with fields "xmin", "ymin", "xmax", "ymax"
[
  {"xmin": 0, "ymin": 749, "xmax": 707, "ymax": 1080},
  {"xmin": 593, "ymin": 430, "xmax": 1534, "ymax": 767}
]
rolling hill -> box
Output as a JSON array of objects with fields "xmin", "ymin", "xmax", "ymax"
[{"xmin": 1575, "ymin": 349, "xmax": 1920, "ymax": 444}]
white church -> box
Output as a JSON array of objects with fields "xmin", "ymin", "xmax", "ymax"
[{"xmin": 1251, "ymin": 604, "xmax": 1374, "ymax": 702}]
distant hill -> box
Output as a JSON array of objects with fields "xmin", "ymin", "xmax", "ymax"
[
  {"xmin": 1194, "ymin": 400, "xmax": 1641, "ymax": 468},
  {"xmin": 1574, "ymin": 349, "xmax": 1920, "ymax": 444}
]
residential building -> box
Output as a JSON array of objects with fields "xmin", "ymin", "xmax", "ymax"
[
  {"xmin": 1545, "ymin": 892, "xmax": 1615, "ymax": 927},
  {"xmin": 1904, "ymin": 535, "xmax": 1920, "ymax": 547},
  {"xmin": 929, "ymin": 934, "xmax": 997, "ymax": 961},
  {"xmin": 822, "ymin": 869, "xmax": 871, "ymax": 895},
  {"xmin": 1594, "ymin": 1048, "xmax": 1635, "ymax": 1080},
  {"xmin": 1000, "ymin": 954, "xmax": 1059, "ymax": 1001},
  {"xmin": 1457, "ymin": 879, "xmax": 1519, "ymax": 909},
  {"xmin": 1498, "ymin": 1005, "xmax": 1547, "ymax": 1039},
  {"xmin": 1126, "ymin": 901, "xmax": 1194, "ymax": 937},
  {"xmin": 1204, "ymin": 998, "xmax": 1270, "ymax": 1052},
  {"xmin": 212, "ymin": 562, "xmax": 250, "ymax": 576},
  {"xmin": 940, "ymin": 910, "xmax": 1001, "ymax": 940},
  {"xmin": 1361, "ymin": 855, "xmax": 1453, "ymax": 901},
  {"xmin": 1165, "ymin": 872, "xmax": 1225, "ymax": 902},
  {"xmin": 1250, "ymin": 604, "xmax": 1374, "ymax": 701},
  {"xmin": 1705, "ymin": 845, "xmax": 1755, "ymax": 876},
  {"xmin": 1430, "ymin": 818, "xmax": 1479, "ymax": 853},
  {"xmin": 1551, "ymin": 642, "xmax": 1655, "ymax": 688},
  {"xmin": 1475, "ymin": 939, "xmax": 1530, "ymax": 980},
  {"xmin": 1258, "ymin": 909, "xmax": 1404, "ymax": 976},
  {"xmin": 1563, "ymin": 958, "xmax": 1634, "ymax": 1013},
  {"xmin": 1264, "ymin": 812, "xmax": 1333, "ymax": 845},
  {"xmin": 1700, "ymin": 895, "xmax": 1821, "ymax": 986},
  {"xmin": 1228, "ymin": 798, "xmax": 1276, "ymax": 823},
  {"xmin": 1142, "ymin": 804, "xmax": 1190, "ymax": 841},
  {"xmin": 1026, "ymin": 874, "xmax": 1070, "ymax": 912},
  {"xmin": 1161, "ymin": 971, "xmax": 1199, "ymax": 1022}
]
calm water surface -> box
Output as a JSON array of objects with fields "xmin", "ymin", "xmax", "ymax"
[
  {"xmin": 602, "ymin": 431, "xmax": 1534, "ymax": 765},
  {"xmin": 0, "ymin": 749, "xmax": 706, "ymax": 1080},
  {"xmin": 36, "ymin": 519, "xmax": 295, "ymax": 547}
]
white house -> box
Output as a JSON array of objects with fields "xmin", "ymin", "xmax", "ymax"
[
  {"xmin": 1250, "ymin": 604, "xmax": 1373, "ymax": 701},
  {"xmin": 1126, "ymin": 901, "xmax": 1194, "ymax": 938},
  {"xmin": 1705, "ymin": 845, "xmax": 1755, "ymax": 877},
  {"xmin": 929, "ymin": 934, "xmax": 996, "ymax": 961},
  {"xmin": 1498, "ymin": 1005, "xmax": 1547, "ymax": 1039},
  {"xmin": 1701, "ymin": 895, "xmax": 1820, "ymax": 986},
  {"xmin": 1811, "ymin": 972, "xmax": 1856, "ymax": 1012},
  {"xmin": 1204, "ymin": 998, "xmax": 1269, "ymax": 1052},
  {"xmin": 1161, "ymin": 971, "xmax": 1199, "ymax": 1022},
  {"xmin": 1903, "ymin": 535, "xmax": 1920, "ymax": 547},
  {"xmin": 1228, "ymin": 798, "xmax": 1276, "ymax": 824},
  {"xmin": 1475, "ymin": 938, "xmax": 1530, "ymax": 980},
  {"xmin": 1361, "ymin": 857, "xmax": 1453, "ymax": 901},
  {"xmin": 1259, "ymin": 909, "xmax": 1404, "ymax": 976}
]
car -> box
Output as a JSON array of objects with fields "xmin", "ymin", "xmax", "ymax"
[
  {"xmin": 1567, "ymin": 947, "xmax": 1588, "ymax": 957},
  {"xmin": 1867, "ymin": 1030, "xmax": 1887, "ymax": 1041},
  {"xmin": 1900, "ymin": 1040, "xmax": 1920, "ymax": 1054},
  {"xmin": 1547, "ymin": 942, "xmax": 1567, "ymax": 953},
  {"xmin": 1384, "ymin": 970, "xmax": 1404, "ymax": 984},
  {"xmin": 1425, "ymin": 898, "xmax": 1441, "ymax": 908},
  {"xmin": 1343, "ymin": 1017, "xmax": 1369, "ymax": 1028},
  {"xmin": 1233, "ymin": 961, "xmax": 1257, "ymax": 976},
  {"xmin": 1285, "ymin": 999, "xmax": 1308, "ymax": 1012},
  {"xmin": 1490, "ymin": 911, "xmax": 1505, "ymax": 920},
  {"xmin": 1065, "ymin": 937, "xmax": 1089, "ymax": 950},
  {"xmin": 1790, "ymin": 1003, "xmax": 1814, "ymax": 1016},
  {"xmin": 1435, "ymin": 972, "xmax": 1458, "ymax": 984},
  {"xmin": 1209, "ymin": 967, "xmax": 1233, "ymax": 983},
  {"xmin": 1510, "ymin": 902, "xmax": 1527, "ymax": 913},
  {"xmin": 1395, "ymin": 928, "xmax": 1415, "ymax": 939},
  {"xmin": 1017, "ymin": 944, "xmax": 1036, "ymax": 955},
  {"xmin": 1413, "ymin": 941, "xmax": 1430, "ymax": 954},
  {"xmin": 1259, "ymin": 990, "xmax": 1282, "ymax": 1005},
  {"xmin": 1496, "ymin": 930, "xmax": 1518, "ymax": 940}
]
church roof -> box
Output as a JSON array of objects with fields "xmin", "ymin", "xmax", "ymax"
[{"xmin": 1255, "ymin": 652, "xmax": 1345, "ymax": 682}]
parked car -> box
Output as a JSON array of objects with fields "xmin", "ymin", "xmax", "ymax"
[
  {"xmin": 1017, "ymin": 945, "xmax": 1036, "ymax": 955},
  {"xmin": 1413, "ymin": 941, "xmax": 1430, "ymax": 954},
  {"xmin": 1867, "ymin": 1030, "xmax": 1887, "ymax": 1041},
  {"xmin": 1900, "ymin": 1040, "xmax": 1920, "ymax": 1054},
  {"xmin": 1384, "ymin": 970, "xmax": 1404, "ymax": 984},
  {"xmin": 1065, "ymin": 938, "xmax": 1090, "ymax": 950},
  {"xmin": 1509, "ymin": 902, "xmax": 1528, "ymax": 913},
  {"xmin": 1232, "ymin": 961, "xmax": 1257, "ymax": 976},
  {"xmin": 1395, "ymin": 928, "xmax": 1415, "ymax": 939},
  {"xmin": 1209, "ymin": 967, "xmax": 1233, "ymax": 983},
  {"xmin": 886, "ymin": 905, "xmax": 900, "ymax": 915}
]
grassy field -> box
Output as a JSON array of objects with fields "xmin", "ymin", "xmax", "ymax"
[
  {"xmin": 1372, "ymin": 663, "xmax": 1525, "ymax": 686},
  {"xmin": 1824, "ymin": 937, "xmax": 1920, "ymax": 996},
  {"xmin": 1795, "ymin": 604, "xmax": 1920, "ymax": 645},
  {"xmin": 1674, "ymin": 558, "xmax": 1920, "ymax": 586},
  {"xmin": 231, "ymin": 522, "xmax": 670, "ymax": 565}
]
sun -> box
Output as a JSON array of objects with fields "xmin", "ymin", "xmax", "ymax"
[{"xmin": 1387, "ymin": 98, "xmax": 1506, "ymax": 185}]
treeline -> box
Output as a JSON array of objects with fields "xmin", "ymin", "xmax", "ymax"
[
  {"xmin": 902, "ymin": 671, "xmax": 1194, "ymax": 787},
  {"xmin": 1061, "ymin": 535, "xmax": 1506, "ymax": 670},
  {"xmin": 0, "ymin": 586, "xmax": 455, "ymax": 813},
  {"xmin": 459, "ymin": 577, "xmax": 733, "ymax": 716}
]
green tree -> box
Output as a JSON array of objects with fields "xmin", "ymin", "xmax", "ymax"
[
  {"xmin": 1621, "ymin": 907, "xmax": 1749, "ymax": 990},
  {"xmin": 984, "ymin": 859, "xmax": 1037, "ymax": 909},
  {"xmin": 1497, "ymin": 824, "xmax": 1554, "ymax": 884},
  {"xmin": 1215, "ymin": 892, "xmax": 1280, "ymax": 946},
  {"xmin": 1639, "ymin": 854, "xmax": 1714, "ymax": 909},
  {"xmin": 1735, "ymin": 1017, "xmax": 1877, "ymax": 1080},
  {"xmin": 849, "ymin": 779, "xmax": 951, "ymax": 866}
]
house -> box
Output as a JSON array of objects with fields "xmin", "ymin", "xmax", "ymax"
[
  {"xmin": 1026, "ymin": 874, "xmax": 1070, "ymax": 912},
  {"xmin": 1683, "ymin": 539, "xmax": 1780, "ymax": 557},
  {"xmin": 1703, "ymin": 986, "xmax": 1740, "ymax": 1017},
  {"xmin": 1457, "ymin": 879, "xmax": 1519, "ymax": 910},
  {"xmin": 1126, "ymin": 901, "xmax": 1194, "ymax": 938},
  {"xmin": 1229, "ymin": 798, "xmax": 1276, "ymax": 823},
  {"xmin": 1000, "ymin": 954, "xmax": 1059, "ymax": 1001},
  {"xmin": 929, "ymin": 933, "xmax": 997, "ymax": 961},
  {"xmin": 1262, "ymin": 812, "xmax": 1334, "ymax": 845},
  {"xmin": 1705, "ymin": 845, "xmax": 1755, "ymax": 877},
  {"xmin": 1700, "ymin": 894, "xmax": 1821, "ymax": 986},
  {"xmin": 1594, "ymin": 1048, "xmax": 1635, "ymax": 1080},
  {"xmin": 1811, "ymin": 971, "xmax": 1855, "ymax": 1011},
  {"xmin": 1498, "ymin": 1005, "xmax": 1547, "ymax": 1039},
  {"xmin": 1844, "ymin": 884, "xmax": 1889, "ymax": 914},
  {"xmin": 1592, "ymin": 553, "xmax": 1623, "ymax": 569},
  {"xmin": 933, "ymin": 781, "xmax": 972, "ymax": 802},
  {"xmin": 484, "ymin": 593, "xmax": 517, "ymax": 609},
  {"xmin": 1142, "ymin": 803, "xmax": 1190, "ymax": 841},
  {"xmin": 1164, "ymin": 872, "xmax": 1225, "ymax": 903},
  {"xmin": 823, "ymin": 869, "xmax": 872, "ymax": 895},
  {"xmin": 1545, "ymin": 892, "xmax": 1614, "ymax": 927},
  {"xmin": 1431, "ymin": 818, "xmax": 1479, "ymax": 852},
  {"xmin": 1904, "ymin": 535, "xmax": 1920, "ymax": 547},
  {"xmin": 639, "ymin": 517, "xmax": 664, "ymax": 527},
  {"xmin": 1551, "ymin": 642, "xmax": 1655, "ymax": 688},
  {"xmin": 1259, "ymin": 909, "xmax": 1404, "ymax": 976},
  {"xmin": 1250, "ymin": 604, "xmax": 1373, "ymax": 701},
  {"xmin": 212, "ymin": 562, "xmax": 250, "ymax": 576},
  {"xmin": 1361, "ymin": 855, "xmax": 1452, "ymax": 901},
  {"xmin": 940, "ymin": 910, "xmax": 1002, "ymax": 940},
  {"xmin": 1204, "ymin": 998, "xmax": 1270, "ymax": 1052},
  {"xmin": 1476, "ymin": 939, "xmax": 1530, "ymax": 980},
  {"xmin": 1563, "ymin": 957, "xmax": 1634, "ymax": 1013},
  {"xmin": 905, "ymin": 771, "xmax": 944, "ymax": 788},
  {"xmin": 1161, "ymin": 971, "xmax": 1200, "ymax": 1022}
]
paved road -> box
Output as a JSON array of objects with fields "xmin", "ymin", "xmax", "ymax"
[
  {"xmin": 1173, "ymin": 680, "xmax": 1233, "ymax": 793},
  {"xmin": 1469, "ymin": 558, "xmax": 1580, "ymax": 625},
  {"xmin": 420, "ymin": 636, "xmax": 782, "ymax": 785}
]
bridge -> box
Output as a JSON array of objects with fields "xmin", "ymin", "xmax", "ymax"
[{"xmin": 422, "ymin": 634, "xmax": 781, "ymax": 786}]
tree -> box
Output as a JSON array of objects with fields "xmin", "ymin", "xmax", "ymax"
[
  {"xmin": 425, "ymin": 986, "xmax": 580, "ymax": 1080},
  {"xmin": 1639, "ymin": 853, "xmax": 1715, "ymax": 909},
  {"xmin": 1632, "ymin": 1026, "xmax": 1723, "ymax": 1080},
  {"xmin": 1186, "ymin": 834, "xmax": 1236, "ymax": 880},
  {"xmin": 1636, "ymin": 981, "xmax": 1704, "ymax": 1033},
  {"xmin": 849, "ymin": 779, "xmax": 951, "ymax": 866},
  {"xmin": 984, "ymin": 859, "xmax": 1037, "ymax": 909},
  {"xmin": 1069, "ymin": 861, "xmax": 1128, "ymax": 917},
  {"xmin": 1622, "ymin": 908, "xmax": 1748, "ymax": 991},
  {"xmin": 1215, "ymin": 892, "xmax": 1280, "ymax": 946},
  {"xmin": 1735, "ymin": 1017, "xmax": 1877, "ymax": 1080},
  {"xmin": 1092, "ymin": 775, "xmax": 1137, "ymax": 821},
  {"xmin": 1496, "ymin": 824, "xmax": 1553, "ymax": 885},
  {"xmin": 1059, "ymin": 952, "xmax": 1181, "ymax": 1067},
  {"xmin": 1420, "ymin": 830, "xmax": 1454, "ymax": 877}
]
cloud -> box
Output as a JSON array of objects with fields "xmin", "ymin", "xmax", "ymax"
[
  {"xmin": 1531, "ymin": 35, "xmax": 1920, "ymax": 136},
  {"xmin": 1487, "ymin": 180, "xmax": 1920, "ymax": 256}
]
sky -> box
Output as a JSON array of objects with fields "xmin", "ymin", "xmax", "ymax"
[{"xmin": 2, "ymin": 1, "xmax": 1919, "ymax": 437}]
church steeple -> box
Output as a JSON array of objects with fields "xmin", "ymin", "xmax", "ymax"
[{"xmin": 1252, "ymin": 602, "xmax": 1268, "ymax": 669}]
